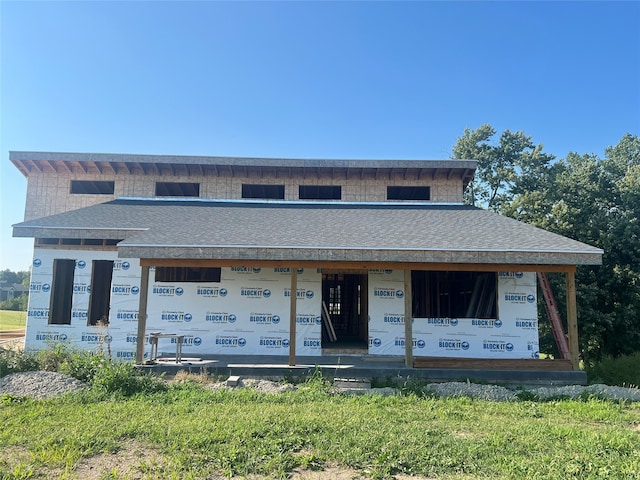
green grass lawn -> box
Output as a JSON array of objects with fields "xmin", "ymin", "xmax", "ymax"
[
  {"xmin": 1, "ymin": 380, "xmax": 639, "ymax": 479},
  {"xmin": 0, "ymin": 310, "xmax": 26, "ymax": 330}
]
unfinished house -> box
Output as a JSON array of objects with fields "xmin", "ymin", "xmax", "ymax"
[{"xmin": 10, "ymin": 151, "xmax": 602, "ymax": 370}]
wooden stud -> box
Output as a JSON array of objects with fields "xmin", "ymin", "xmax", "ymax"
[
  {"xmin": 288, "ymin": 267, "xmax": 297, "ymax": 366},
  {"xmin": 404, "ymin": 269, "xmax": 413, "ymax": 367},
  {"xmin": 566, "ymin": 270, "xmax": 580, "ymax": 370},
  {"xmin": 135, "ymin": 265, "xmax": 150, "ymax": 364}
]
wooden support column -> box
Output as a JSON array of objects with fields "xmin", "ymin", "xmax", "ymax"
[
  {"xmin": 135, "ymin": 265, "xmax": 150, "ymax": 364},
  {"xmin": 566, "ymin": 270, "xmax": 580, "ymax": 370},
  {"xmin": 404, "ymin": 269, "xmax": 413, "ymax": 368},
  {"xmin": 288, "ymin": 268, "xmax": 298, "ymax": 366}
]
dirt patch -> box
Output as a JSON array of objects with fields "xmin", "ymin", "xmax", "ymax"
[
  {"xmin": 0, "ymin": 445, "xmax": 59, "ymax": 479},
  {"xmin": 72, "ymin": 439, "xmax": 167, "ymax": 479},
  {"xmin": 287, "ymin": 468, "xmax": 438, "ymax": 479},
  {"xmin": 226, "ymin": 465, "xmax": 437, "ymax": 480},
  {"xmin": 2, "ymin": 442, "xmax": 438, "ymax": 479}
]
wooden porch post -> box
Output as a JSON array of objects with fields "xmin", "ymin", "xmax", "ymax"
[
  {"xmin": 289, "ymin": 268, "xmax": 298, "ymax": 366},
  {"xmin": 404, "ymin": 269, "xmax": 413, "ymax": 368},
  {"xmin": 566, "ymin": 270, "xmax": 580, "ymax": 370},
  {"xmin": 135, "ymin": 265, "xmax": 150, "ymax": 364}
]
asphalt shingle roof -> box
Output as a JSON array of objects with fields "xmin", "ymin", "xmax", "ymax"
[{"xmin": 12, "ymin": 199, "xmax": 603, "ymax": 265}]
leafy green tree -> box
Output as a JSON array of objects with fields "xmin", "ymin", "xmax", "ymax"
[
  {"xmin": 453, "ymin": 126, "xmax": 640, "ymax": 361},
  {"xmin": 0, "ymin": 269, "xmax": 30, "ymax": 287},
  {"xmin": 540, "ymin": 136, "xmax": 640, "ymax": 361},
  {"xmin": 452, "ymin": 124, "xmax": 555, "ymax": 212}
]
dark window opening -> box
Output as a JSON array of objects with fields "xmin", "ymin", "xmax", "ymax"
[
  {"xmin": 242, "ymin": 184, "xmax": 284, "ymax": 199},
  {"xmin": 155, "ymin": 267, "xmax": 221, "ymax": 283},
  {"xmin": 412, "ymin": 271, "xmax": 496, "ymax": 319},
  {"xmin": 38, "ymin": 238, "xmax": 60, "ymax": 245},
  {"xmin": 49, "ymin": 259, "xmax": 75, "ymax": 325},
  {"xmin": 155, "ymin": 182, "xmax": 200, "ymax": 197},
  {"xmin": 70, "ymin": 180, "xmax": 115, "ymax": 195},
  {"xmin": 61, "ymin": 238, "xmax": 81, "ymax": 245},
  {"xmin": 299, "ymin": 185, "xmax": 342, "ymax": 200},
  {"xmin": 88, "ymin": 260, "xmax": 114, "ymax": 325},
  {"xmin": 387, "ymin": 186, "xmax": 431, "ymax": 201},
  {"xmin": 36, "ymin": 238, "xmax": 123, "ymax": 246}
]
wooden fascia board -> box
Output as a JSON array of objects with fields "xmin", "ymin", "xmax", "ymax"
[{"xmin": 139, "ymin": 258, "xmax": 577, "ymax": 273}]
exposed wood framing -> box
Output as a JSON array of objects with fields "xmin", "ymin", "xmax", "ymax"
[
  {"xmin": 414, "ymin": 357, "xmax": 574, "ymax": 371},
  {"xmin": 135, "ymin": 265, "xmax": 150, "ymax": 364},
  {"xmin": 60, "ymin": 161, "xmax": 73, "ymax": 174},
  {"xmin": 404, "ymin": 269, "xmax": 413, "ymax": 367},
  {"xmin": 566, "ymin": 270, "xmax": 580, "ymax": 370},
  {"xmin": 140, "ymin": 258, "xmax": 577, "ymax": 273},
  {"xmin": 288, "ymin": 268, "xmax": 297, "ymax": 366}
]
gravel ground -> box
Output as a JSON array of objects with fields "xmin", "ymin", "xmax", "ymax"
[
  {"xmin": 0, "ymin": 371, "xmax": 87, "ymax": 399},
  {"xmin": 2, "ymin": 370, "xmax": 640, "ymax": 401}
]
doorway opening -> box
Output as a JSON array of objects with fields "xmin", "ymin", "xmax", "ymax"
[{"xmin": 321, "ymin": 273, "xmax": 368, "ymax": 351}]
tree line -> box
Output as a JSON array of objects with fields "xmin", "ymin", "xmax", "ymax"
[
  {"xmin": 453, "ymin": 126, "xmax": 640, "ymax": 362},
  {"xmin": 0, "ymin": 269, "xmax": 30, "ymax": 311}
]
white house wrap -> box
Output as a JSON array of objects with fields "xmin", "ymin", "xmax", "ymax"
[{"xmin": 11, "ymin": 151, "xmax": 602, "ymax": 368}]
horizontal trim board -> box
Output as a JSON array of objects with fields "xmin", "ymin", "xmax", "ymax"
[
  {"xmin": 114, "ymin": 197, "xmax": 467, "ymax": 209},
  {"xmin": 138, "ymin": 258, "xmax": 577, "ymax": 273},
  {"xmin": 119, "ymin": 243, "xmax": 602, "ymax": 255}
]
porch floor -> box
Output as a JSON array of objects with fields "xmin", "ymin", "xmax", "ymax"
[{"xmin": 137, "ymin": 354, "xmax": 587, "ymax": 386}]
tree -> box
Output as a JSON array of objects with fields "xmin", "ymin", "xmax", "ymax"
[
  {"xmin": 453, "ymin": 126, "xmax": 640, "ymax": 361},
  {"xmin": 452, "ymin": 124, "xmax": 555, "ymax": 212},
  {"xmin": 0, "ymin": 269, "xmax": 30, "ymax": 287}
]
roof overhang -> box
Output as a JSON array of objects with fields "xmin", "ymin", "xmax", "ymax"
[
  {"xmin": 10, "ymin": 151, "xmax": 477, "ymax": 188},
  {"xmin": 12, "ymin": 198, "xmax": 603, "ymax": 269}
]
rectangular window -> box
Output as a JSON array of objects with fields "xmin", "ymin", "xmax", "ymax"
[
  {"xmin": 83, "ymin": 239, "xmax": 104, "ymax": 246},
  {"xmin": 155, "ymin": 182, "xmax": 200, "ymax": 197},
  {"xmin": 412, "ymin": 271, "xmax": 496, "ymax": 319},
  {"xmin": 155, "ymin": 267, "xmax": 221, "ymax": 283},
  {"xmin": 49, "ymin": 259, "xmax": 75, "ymax": 325},
  {"xmin": 299, "ymin": 185, "xmax": 342, "ymax": 200},
  {"xmin": 37, "ymin": 238, "xmax": 60, "ymax": 245},
  {"xmin": 242, "ymin": 184, "xmax": 285, "ymax": 199},
  {"xmin": 88, "ymin": 260, "xmax": 114, "ymax": 326},
  {"xmin": 70, "ymin": 180, "xmax": 115, "ymax": 194},
  {"xmin": 61, "ymin": 239, "xmax": 81, "ymax": 245},
  {"xmin": 387, "ymin": 186, "xmax": 430, "ymax": 201}
]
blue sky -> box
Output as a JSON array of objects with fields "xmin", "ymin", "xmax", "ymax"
[{"xmin": 1, "ymin": 1, "xmax": 639, "ymax": 272}]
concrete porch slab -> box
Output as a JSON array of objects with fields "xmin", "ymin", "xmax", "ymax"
[{"xmin": 136, "ymin": 354, "xmax": 588, "ymax": 386}]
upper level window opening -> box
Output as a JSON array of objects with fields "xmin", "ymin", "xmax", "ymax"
[
  {"xmin": 70, "ymin": 180, "xmax": 115, "ymax": 195},
  {"xmin": 155, "ymin": 182, "xmax": 200, "ymax": 197},
  {"xmin": 387, "ymin": 186, "xmax": 431, "ymax": 201},
  {"xmin": 242, "ymin": 184, "xmax": 285, "ymax": 200},
  {"xmin": 299, "ymin": 185, "xmax": 341, "ymax": 200}
]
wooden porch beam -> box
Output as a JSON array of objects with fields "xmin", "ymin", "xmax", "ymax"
[{"xmin": 140, "ymin": 258, "xmax": 577, "ymax": 273}]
